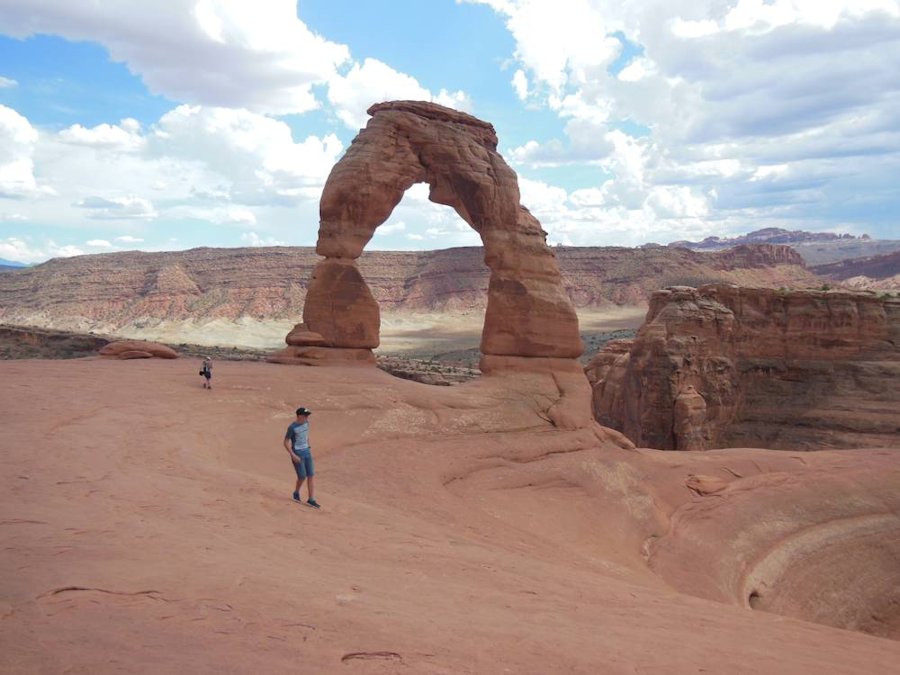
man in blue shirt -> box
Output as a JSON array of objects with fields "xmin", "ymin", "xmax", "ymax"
[{"xmin": 283, "ymin": 407, "xmax": 320, "ymax": 508}]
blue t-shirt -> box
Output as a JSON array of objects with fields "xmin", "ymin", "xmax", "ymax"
[{"xmin": 285, "ymin": 421, "xmax": 310, "ymax": 452}]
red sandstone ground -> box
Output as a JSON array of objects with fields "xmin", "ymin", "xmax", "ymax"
[{"xmin": 2, "ymin": 358, "xmax": 899, "ymax": 674}]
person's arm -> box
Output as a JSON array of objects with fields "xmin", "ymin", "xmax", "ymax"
[{"xmin": 284, "ymin": 433, "xmax": 299, "ymax": 462}]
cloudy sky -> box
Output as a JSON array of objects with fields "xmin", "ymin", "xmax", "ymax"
[{"xmin": 1, "ymin": 0, "xmax": 898, "ymax": 263}]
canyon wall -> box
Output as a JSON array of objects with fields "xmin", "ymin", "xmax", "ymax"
[
  {"xmin": 0, "ymin": 244, "xmax": 823, "ymax": 333},
  {"xmin": 585, "ymin": 285, "xmax": 900, "ymax": 450}
]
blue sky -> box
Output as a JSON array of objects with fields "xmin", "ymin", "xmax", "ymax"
[{"xmin": 0, "ymin": 0, "xmax": 898, "ymax": 263}]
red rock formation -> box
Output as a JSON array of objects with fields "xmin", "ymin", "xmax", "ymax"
[
  {"xmin": 0, "ymin": 244, "xmax": 823, "ymax": 332},
  {"xmin": 99, "ymin": 340, "xmax": 179, "ymax": 359},
  {"xmin": 297, "ymin": 100, "xmax": 582, "ymax": 362},
  {"xmin": 586, "ymin": 285, "xmax": 900, "ymax": 450}
]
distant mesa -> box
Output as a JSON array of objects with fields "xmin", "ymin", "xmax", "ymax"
[
  {"xmin": 811, "ymin": 250, "xmax": 900, "ymax": 291},
  {"xmin": 668, "ymin": 227, "xmax": 870, "ymax": 250},
  {"xmin": 0, "ymin": 242, "xmax": 823, "ymax": 338}
]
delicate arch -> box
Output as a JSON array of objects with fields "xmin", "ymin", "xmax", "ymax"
[{"xmin": 287, "ymin": 101, "xmax": 583, "ymax": 363}]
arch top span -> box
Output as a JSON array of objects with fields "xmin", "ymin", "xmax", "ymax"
[{"xmin": 278, "ymin": 100, "xmax": 584, "ymax": 366}]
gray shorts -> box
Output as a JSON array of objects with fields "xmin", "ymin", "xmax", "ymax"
[{"xmin": 292, "ymin": 450, "xmax": 314, "ymax": 479}]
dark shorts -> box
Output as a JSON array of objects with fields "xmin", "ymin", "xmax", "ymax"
[
  {"xmin": 203, "ymin": 371, "xmax": 211, "ymax": 380},
  {"xmin": 292, "ymin": 450, "xmax": 314, "ymax": 479}
]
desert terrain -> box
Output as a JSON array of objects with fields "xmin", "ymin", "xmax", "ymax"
[
  {"xmin": 2, "ymin": 99, "xmax": 899, "ymax": 675},
  {"xmin": 2, "ymin": 357, "xmax": 899, "ymax": 674}
]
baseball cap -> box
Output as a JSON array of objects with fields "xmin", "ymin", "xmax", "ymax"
[{"xmin": 296, "ymin": 407, "xmax": 312, "ymax": 416}]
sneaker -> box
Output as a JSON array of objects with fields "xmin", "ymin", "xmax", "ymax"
[
  {"xmin": 292, "ymin": 492, "xmax": 301, "ymax": 502},
  {"xmin": 306, "ymin": 499, "xmax": 321, "ymax": 509}
]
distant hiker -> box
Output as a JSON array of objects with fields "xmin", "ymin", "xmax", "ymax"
[
  {"xmin": 284, "ymin": 407, "xmax": 320, "ymax": 508},
  {"xmin": 199, "ymin": 356, "xmax": 213, "ymax": 389}
]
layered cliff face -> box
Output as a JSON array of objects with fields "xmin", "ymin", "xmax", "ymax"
[
  {"xmin": 0, "ymin": 244, "xmax": 823, "ymax": 335},
  {"xmin": 585, "ymin": 285, "xmax": 900, "ymax": 450},
  {"xmin": 811, "ymin": 250, "xmax": 900, "ymax": 291}
]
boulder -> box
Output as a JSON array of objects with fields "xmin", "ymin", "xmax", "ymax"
[{"xmin": 99, "ymin": 340, "xmax": 178, "ymax": 359}]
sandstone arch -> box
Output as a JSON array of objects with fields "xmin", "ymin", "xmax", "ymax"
[{"xmin": 271, "ymin": 101, "xmax": 583, "ymax": 367}]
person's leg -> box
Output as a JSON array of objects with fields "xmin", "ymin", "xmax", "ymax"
[
  {"xmin": 292, "ymin": 458, "xmax": 306, "ymax": 500},
  {"xmin": 303, "ymin": 454, "xmax": 319, "ymax": 506}
]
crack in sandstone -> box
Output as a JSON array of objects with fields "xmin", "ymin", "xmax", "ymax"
[{"xmin": 38, "ymin": 586, "xmax": 168, "ymax": 602}]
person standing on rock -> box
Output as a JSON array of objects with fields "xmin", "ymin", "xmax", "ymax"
[
  {"xmin": 284, "ymin": 407, "xmax": 320, "ymax": 509},
  {"xmin": 200, "ymin": 356, "xmax": 213, "ymax": 389}
]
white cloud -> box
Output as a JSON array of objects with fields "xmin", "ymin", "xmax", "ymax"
[
  {"xmin": 115, "ymin": 235, "xmax": 144, "ymax": 243},
  {"xmin": 0, "ymin": 212, "xmax": 28, "ymax": 221},
  {"xmin": 86, "ymin": 239, "xmax": 113, "ymax": 248},
  {"xmin": 59, "ymin": 119, "xmax": 144, "ymax": 151},
  {"xmin": 375, "ymin": 222, "xmax": 406, "ymax": 236},
  {"xmin": 0, "ymin": 0, "xmax": 350, "ymax": 115},
  {"xmin": 0, "ymin": 104, "xmax": 337, "ymax": 245},
  {"xmin": 0, "ymin": 105, "xmax": 55, "ymax": 198},
  {"xmin": 74, "ymin": 195, "xmax": 158, "ymax": 220},
  {"xmin": 186, "ymin": 206, "xmax": 257, "ymax": 225},
  {"xmin": 0, "ymin": 237, "xmax": 85, "ymax": 263},
  {"xmin": 241, "ymin": 231, "xmax": 285, "ymax": 246},
  {"xmin": 465, "ymin": 0, "xmax": 900, "ymax": 241},
  {"xmin": 0, "ymin": 75, "xmax": 17, "ymax": 88},
  {"xmin": 327, "ymin": 58, "xmax": 471, "ymax": 129},
  {"xmin": 149, "ymin": 105, "xmax": 343, "ymax": 204},
  {"xmin": 512, "ymin": 69, "xmax": 529, "ymax": 100}
]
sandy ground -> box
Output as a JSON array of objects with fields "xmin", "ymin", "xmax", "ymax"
[
  {"xmin": 99, "ymin": 306, "xmax": 650, "ymax": 355},
  {"xmin": 2, "ymin": 358, "xmax": 899, "ymax": 674}
]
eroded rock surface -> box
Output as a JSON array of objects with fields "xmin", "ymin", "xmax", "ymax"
[
  {"xmin": 586, "ymin": 285, "xmax": 900, "ymax": 450},
  {"xmin": 296, "ymin": 100, "xmax": 582, "ymax": 361},
  {"xmin": 99, "ymin": 340, "xmax": 179, "ymax": 360}
]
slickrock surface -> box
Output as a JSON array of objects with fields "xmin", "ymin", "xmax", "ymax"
[
  {"xmin": 302, "ymin": 100, "xmax": 582, "ymax": 361},
  {"xmin": 1, "ymin": 358, "xmax": 898, "ymax": 673},
  {"xmin": 586, "ymin": 285, "xmax": 900, "ymax": 450}
]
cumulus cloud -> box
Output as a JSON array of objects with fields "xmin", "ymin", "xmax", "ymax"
[
  {"xmin": 465, "ymin": 0, "xmax": 900, "ymax": 241},
  {"xmin": 241, "ymin": 231, "xmax": 285, "ymax": 246},
  {"xmin": 0, "ymin": 236, "xmax": 84, "ymax": 263},
  {"xmin": 0, "ymin": 75, "xmax": 17, "ymax": 88},
  {"xmin": 74, "ymin": 195, "xmax": 158, "ymax": 220},
  {"xmin": 375, "ymin": 222, "xmax": 407, "ymax": 236},
  {"xmin": 0, "ymin": 105, "xmax": 55, "ymax": 198},
  {"xmin": 511, "ymin": 69, "xmax": 529, "ymax": 100},
  {"xmin": 327, "ymin": 58, "xmax": 471, "ymax": 129},
  {"xmin": 115, "ymin": 235, "xmax": 144, "ymax": 243},
  {"xmin": 59, "ymin": 119, "xmax": 144, "ymax": 151},
  {"xmin": 86, "ymin": 239, "xmax": 114, "ymax": 248},
  {"xmin": 0, "ymin": 0, "xmax": 349, "ymax": 115},
  {"xmin": 148, "ymin": 105, "xmax": 344, "ymax": 204}
]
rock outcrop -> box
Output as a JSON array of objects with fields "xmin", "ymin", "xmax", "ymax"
[
  {"xmin": 274, "ymin": 100, "xmax": 583, "ymax": 367},
  {"xmin": 99, "ymin": 340, "xmax": 179, "ymax": 360},
  {"xmin": 585, "ymin": 285, "xmax": 900, "ymax": 450}
]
